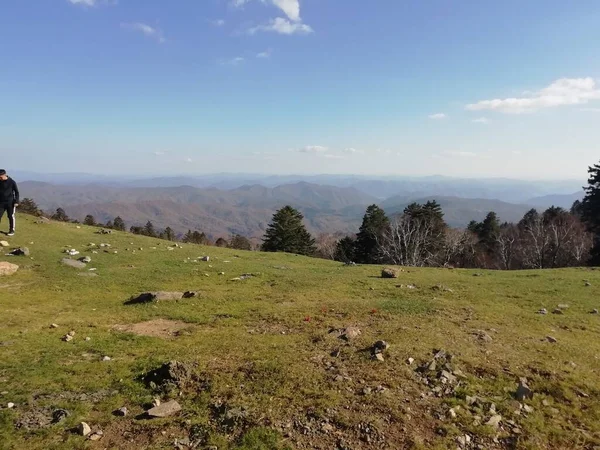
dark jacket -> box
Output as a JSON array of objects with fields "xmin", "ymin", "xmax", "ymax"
[{"xmin": 0, "ymin": 177, "xmax": 19, "ymax": 204}]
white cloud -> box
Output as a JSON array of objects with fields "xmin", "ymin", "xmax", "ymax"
[
  {"xmin": 185, "ymin": 157, "xmax": 193, "ymax": 163},
  {"xmin": 272, "ymin": 0, "xmax": 300, "ymax": 22},
  {"xmin": 68, "ymin": 0, "xmax": 117, "ymax": 6},
  {"xmin": 212, "ymin": 19, "xmax": 226, "ymax": 26},
  {"xmin": 472, "ymin": 117, "xmax": 490, "ymax": 124},
  {"xmin": 298, "ymin": 145, "xmax": 328, "ymax": 153},
  {"xmin": 256, "ymin": 49, "xmax": 272, "ymax": 58},
  {"xmin": 220, "ymin": 56, "xmax": 245, "ymax": 66},
  {"xmin": 233, "ymin": 0, "xmax": 301, "ymax": 22},
  {"xmin": 428, "ymin": 113, "xmax": 446, "ymax": 120},
  {"xmin": 249, "ymin": 17, "xmax": 313, "ymax": 35},
  {"xmin": 121, "ymin": 23, "xmax": 165, "ymax": 43},
  {"xmin": 466, "ymin": 77, "xmax": 600, "ymax": 114}
]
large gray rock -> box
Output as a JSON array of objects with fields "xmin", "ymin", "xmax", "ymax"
[
  {"xmin": 381, "ymin": 268, "xmax": 399, "ymax": 279},
  {"xmin": 0, "ymin": 262, "xmax": 19, "ymax": 277},
  {"xmin": 339, "ymin": 327, "xmax": 361, "ymax": 341},
  {"xmin": 61, "ymin": 258, "xmax": 86, "ymax": 269},
  {"xmin": 147, "ymin": 400, "xmax": 182, "ymax": 418},
  {"xmin": 78, "ymin": 422, "xmax": 91, "ymax": 436}
]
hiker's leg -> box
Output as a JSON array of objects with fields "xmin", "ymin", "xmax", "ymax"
[{"xmin": 9, "ymin": 204, "xmax": 15, "ymax": 232}]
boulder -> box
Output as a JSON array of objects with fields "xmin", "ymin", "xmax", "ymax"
[
  {"xmin": 515, "ymin": 379, "xmax": 533, "ymax": 401},
  {"xmin": 147, "ymin": 400, "xmax": 182, "ymax": 418},
  {"xmin": 0, "ymin": 262, "xmax": 19, "ymax": 277},
  {"xmin": 78, "ymin": 422, "xmax": 91, "ymax": 436},
  {"xmin": 126, "ymin": 292, "xmax": 189, "ymax": 304},
  {"xmin": 61, "ymin": 259, "xmax": 86, "ymax": 269},
  {"xmin": 381, "ymin": 268, "xmax": 399, "ymax": 279},
  {"xmin": 338, "ymin": 327, "xmax": 361, "ymax": 341}
]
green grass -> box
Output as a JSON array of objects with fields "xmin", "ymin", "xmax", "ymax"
[{"xmin": 0, "ymin": 214, "xmax": 599, "ymax": 449}]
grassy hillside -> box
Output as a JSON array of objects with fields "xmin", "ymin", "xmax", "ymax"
[{"xmin": 0, "ymin": 214, "xmax": 599, "ymax": 449}]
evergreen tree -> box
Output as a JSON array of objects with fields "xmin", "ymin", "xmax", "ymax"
[
  {"xmin": 113, "ymin": 216, "xmax": 126, "ymax": 231},
  {"xmin": 229, "ymin": 235, "xmax": 252, "ymax": 251},
  {"xmin": 84, "ymin": 215, "xmax": 96, "ymax": 226},
  {"xmin": 18, "ymin": 198, "xmax": 42, "ymax": 216},
  {"xmin": 354, "ymin": 205, "xmax": 389, "ymax": 263},
  {"xmin": 182, "ymin": 230, "xmax": 209, "ymax": 245},
  {"xmin": 105, "ymin": 220, "xmax": 114, "ymax": 229},
  {"xmin": 143, "ymin": 221, "xmax": 157, "ymax": 237},
  {"xmin": 163, "ymin": 227, "xmax": 175, "ymax": 241},
  {"xmin": 261, "ymin": 206, "xmax": 316, "ymax": 255},
  {"xmin": 51, "ymin": 208, "xmax": 69, "ymax": 222},
  {"xmin": 479, "ymin": 211, "xmax": 501, "ymax": 252},
  {"xmin": 334, "ymin": 236, "xmax": 356, "ymax": 263},
  {"xmin": 581, "ymin": 161, "xmax": 600, "ymax": 264},
  {"xmin": 570, "ymin": 200, "xmax": 583, "ymax": 217},
  {"xmin": 215, "ymin": 237, "xmax": 229, "ymax": 248}
]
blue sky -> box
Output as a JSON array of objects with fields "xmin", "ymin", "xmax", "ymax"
[{"xmin": 1, "ymin": 0, "xmax": 600, "ymax": 179}]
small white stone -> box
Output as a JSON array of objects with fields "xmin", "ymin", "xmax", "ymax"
[{"xmin": 7, "ymin": 402, "xmax": 15, "ymax": 409}]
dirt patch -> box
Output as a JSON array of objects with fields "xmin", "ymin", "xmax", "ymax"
[
  {"xmin": 113, "ymin": 319, "xmax": 192, "ymax": 338},
  {"xmin": 142, "ymin": 360, "xmax": 210, "ymax": 394}
]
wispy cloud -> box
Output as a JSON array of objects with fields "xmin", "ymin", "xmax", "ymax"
[
  {"xmin": 466, "ymin": 77, "xmax": 600, "ymax": 114},
  {"xmin": 580, "ymin": 107, "xmax": 600, "ymax": 112},
  {"xmin": 233, "ymin": 0, "xmax": 301, "ymax": 22},
  {"xmin": 154, "ymin": 151, "xmax": 168, "ymax": 156},
  {"xmin": 298, "ymin": 145, "xmax": 328, "ymax": 154},
  {"xmin": 256, "ymin": 49, "xmax": 272, "ymax": 58},
  {"xmin": 428, "ymin": 113, "xmax": 447, "ymax": 120},
  {"xmin": 472, "ymin": 117, "xmax": 490, "ymax": 124},
  {"xmin": 220, "ymin": 56, "xmax": 245, "ymax": 66},
  {"xmin": 342, "ymin": 147, "xmax": 364, "ymax": 154},
  {"xmin": 212, "ymin": 19, "xmax": 226, "ymax": 26},
  {"xmin": 68, "ymin": 0, "xmax": 117, "ymax": 6},
  {"xmin": 120, "ymin": 22, "xmax": 165, "ymax": 43},
  {"xmin": 249, "ymin": 17, "xmax": 313, "ymax": 35}
]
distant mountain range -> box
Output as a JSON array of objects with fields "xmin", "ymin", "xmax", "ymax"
[{"xmin": 18, "ymin": 175, "xmax": 585, "ymax": 239}]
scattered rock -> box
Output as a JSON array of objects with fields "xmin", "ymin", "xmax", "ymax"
[
  {"xmin": 52, "ymin": 409, "xmax": 70, "ymax": 423},
  {"xmin": 515, "ymin": 379, "xmax": 533, "ymax": 401},
  {"xmin": 0, "ymin": 241, "xmax": 9, "ymax": 247},
  {"xmin": 78, "ymin": 422, "xmax": 92, "ymax": 436},
  {"xmin": 552, "ymin": 308, "xmax": 564, "ymax": 315},
  {"xmin": 381, "ymin": 268, "xmax": 399, "ymax": 279},
  {"xmin": 0, "ymin": 262, "xmax": 19, "ymax": 277},
  {"xmin": 591, "ymin": 309, "xmax": 599, "ymax": 314},
  {"xmin": 557, "ymin": 304, "xmax": 569, "ymax": 309},
  {"xmin": 201, "ymin": 256, "xmax": 210, "ymax": 262},
  {"xmin": 61, "ymin": 258, "xmax": 86, "ymax": 269},
  {"xmin": 474, "ymin": 330, "xmax": 493, "ymax": 343},
  {"xmin": 79, "ymin": 256, "xmax": 92, "ymax": 264},
  {"xmin": 64, "ymin": 249, "xmax": 80, "ymax": 256},
  {"xmin": 585, "ymin": 281, "xmax": 591, "ymax": 287},
  {"xmin": 62, "ymin": 334, "xmax": 73, "ymax": 342},
  {"xmin": 372, "ymin": 340, "xmax": 389, "ymax": 354},
  {"xmin": 147, "ymin": 400, "xmax": 182, "ymax": 418},
  {"xmin": 407, "ymin": 357, "xmax": 415, "ymax": 365},
  {"xmin": 102, "ymin": 356, "xmax": 111, "ymax": 361},
  {"xmin": 97, "ymin": 229, "xmax": 112, "ymax": 235},
  {"xmin": 546, "ymin": 336, "xmax": 557, "ymax": 343},
  {"xmin": 9, "ymin": 247, "xmax": 29, "ymax": 256},
  {"xmin": 126, "ymin": 292, "xmax": 190, "ymax": 304},
  {"xmin": 114, "ymin": 407, "xmax": 128, "ymax": 417},
  {"xmin": 50, "ymin": 323, "xmax": 59, "ymax": 329},
  {"xmin": 89, "ymin": 430, "xmax": 103, "ymax": 441},
  {"xmin": 338, "ymin": 327, "xmax": 361, "ymax": 341},
  {"xmin": 537, "ymin": 308, "xmax": 548, "ymax": 315},
  {"xmin": 7, "ymin": 402, "xmax": 15, "ymax": 409},
  {"xmin": 486, "ymin": 415, "xmax": 502, "ymax": 428},
  {"xmin": 373, "ymin": 353, "xmax": 385, "ymax": 362},
  {"xmin": 523, "ymin": 405, "xmax": 534, "ymax": 413}
]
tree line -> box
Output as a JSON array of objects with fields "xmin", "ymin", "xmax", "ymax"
[{"xmin": 14, "ymin": 160, "xmax": 600, "ymax": 268}]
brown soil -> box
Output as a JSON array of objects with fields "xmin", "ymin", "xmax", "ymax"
[{"xmin": 113, "ymin": 319, "xmax": 192, "ymax": 338}]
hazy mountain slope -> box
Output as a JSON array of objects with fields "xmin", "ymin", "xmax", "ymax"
[
  {"xmin": 525, "ymin": 191, "xmax": 584, "ymax": 209},
  {"xmin": 382, "ymin": 195, "xmax": 533, "ymax": 226}
]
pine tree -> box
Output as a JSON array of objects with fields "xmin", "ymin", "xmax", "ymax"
[
  {"xmin": 143, "ymin": 221, "xmax": 157, "ymax": 238},
  {"xmin": 354, "ymin": 205, "xmax": 389, "ymax": 263},
  {"xmin": 261, "ymin": 206, "xmax": 316, "ymax": 255},
  {"xmin": 163, "ymin": 227, "xmax": 175, "ymax": 241},
  {"xmin": 113, "ymin": 216, "xmax": 126, "ymax": 231},
  {"xmin": 51, "ymin": 208, "xmax": 69, "ymax": 222},
  {"xmin": 581, "ymin": 161, "xmax": 600, "ymax": 264},
  {"xmin": 18, "ymin": 198, "xmax": 42, "ymax": 216},
  {"xmin": 334, "ymin": 236, "xmax": 356, "ymax": 263},
  {"xmin": 84, "ymin": 215, "xmax": 96, "ymax": 226}
]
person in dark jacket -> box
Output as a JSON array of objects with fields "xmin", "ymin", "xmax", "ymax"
[{"xmin": 0, "ymin": 169, "xmax": 19, "ymax": 236}]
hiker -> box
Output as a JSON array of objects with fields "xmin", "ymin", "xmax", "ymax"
[{"xmin": 0, "ymin": 169, "xmax": 19, "ymax": 236}]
